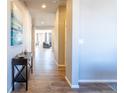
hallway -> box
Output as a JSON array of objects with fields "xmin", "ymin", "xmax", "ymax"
[{"xmin": 12, "ymin": 46, "xmax": 116, "ymax": 93}]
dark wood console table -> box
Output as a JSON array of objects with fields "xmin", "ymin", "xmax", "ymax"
[{"xmin": 12, "ymin": 52, "xmax": 33, "ymax": 91}]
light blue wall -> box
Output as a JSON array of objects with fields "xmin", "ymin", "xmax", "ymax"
[{"xmin": 79, "ymin": 0, "xmax": 117, "ymax": 81}]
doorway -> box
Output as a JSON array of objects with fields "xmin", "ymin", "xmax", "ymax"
[{"xmin": 35, "ymin": 29, "xmax": 52, "ymax": 48}]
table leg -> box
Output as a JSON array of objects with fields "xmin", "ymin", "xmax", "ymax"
[
  {"xmin": 31, "ymin": 56, "xmax": 33, "ymax": 73},
  {"xmin": 12, "ymin": 63, "xmax": 14, "ymax": 91}
]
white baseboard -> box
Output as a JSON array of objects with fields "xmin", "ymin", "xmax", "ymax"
[
  {"xmin": 55, "ymin": 61, "xmax": 65, "ymax": 67},
  {"xmin": 65, "ymin": 76, "xmax": 72, "ymax": 87},
  {"xmin": 71, "ymin": 85, "xmax": 80, "ymax": 88},
  {"xmin": 58, "ymin": 65, "xmax": 66, "ymax": 67},
  {"xmin": 65, "ymin": 76, "xmax": 79, "ymax": 88},
  {"xmin": 79, "ymin": 80, "xmax": 117, "ymax": 83},
  {"xmin": 8, "ymin": 87, "xmax": 12, "ymax": 93}
]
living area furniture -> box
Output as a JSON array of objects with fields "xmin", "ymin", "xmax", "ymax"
[{"xmin": 43, "ymin": 42, "xmax": 51, "ymax": 48}]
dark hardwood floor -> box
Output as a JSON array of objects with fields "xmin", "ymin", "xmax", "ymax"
[{"xmin": 12, "ymin": 46, "xmax": 116, "ymax": 93}]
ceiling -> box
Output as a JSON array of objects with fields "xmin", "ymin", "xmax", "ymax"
[{"xmin": 20, "ymin": 0, "xmax": 66, "ymax": 29}]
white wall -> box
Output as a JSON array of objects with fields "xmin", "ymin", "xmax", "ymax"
[
  {"xmin": 24, "ymin": 10, "xmax": 32, "ymax": 52},
  {"xmin": 7, "ymin": 0, "xmax": 32, "ymax": 92},
  {"xmin": 79, "ymin": 0, "xmax": 117, "ymax": 81},
  {"xmin": 0, "ymin": 0, "xmax": 7, "ymax": 93},
  {"xmin": 65, "ymin": 0, "xmax": 79, "ymax": 87}
]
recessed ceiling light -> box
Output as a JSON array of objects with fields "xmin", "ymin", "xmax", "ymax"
[{"xmin": 41, "ymin": 4, "xmax": 47, "ymax": 8}]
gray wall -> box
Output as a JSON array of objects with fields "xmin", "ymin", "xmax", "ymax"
[
  {"xmin": 52, "ymin": 6, "xmax": 66, "ymax": 66},
  {"xmin": 65, "ymin": 0, "xmax": 73, "ymax": 84},
  {"xmin": 78, "ymin": 0, "xmax": 117, "ymax": 81},
  {"xmin": 58, "ymin": 6, "xmax": 66, "ymax": 66}
]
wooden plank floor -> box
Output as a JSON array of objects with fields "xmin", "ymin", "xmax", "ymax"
[{"xmin": 12, "ymin": 46, "xmax": 116, "ymax": 93}]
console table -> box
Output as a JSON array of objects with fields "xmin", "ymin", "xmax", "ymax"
[{"xmin": 12, "ymin": 52, "xmax": 33, "ymax": 91}]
